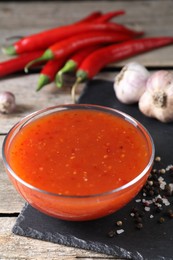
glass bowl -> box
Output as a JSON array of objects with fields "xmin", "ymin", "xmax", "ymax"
[{"xmin": 2, "ymin": 104, "xmax": 155, "ymax": 221}]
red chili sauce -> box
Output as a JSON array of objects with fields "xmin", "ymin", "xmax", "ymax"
[{"xmin": 8, "ymin": 109, "xmax": 149, "ymax": 196}]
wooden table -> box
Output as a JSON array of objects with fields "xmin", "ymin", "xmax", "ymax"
[{"xmin": 0, "ymin": 1, "xmax": 173, "ymax": 259}]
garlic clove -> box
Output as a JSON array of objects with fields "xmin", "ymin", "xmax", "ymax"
[
  {"xmin": 0, "ymin": 91, "xmax": 16, "ymax": 114},
  {"xmin": 139, "ymin": 70, "xmax": 173, "ymax": 123},
  {"xmin": 114, "ymin": 62, "xmax": 150, "ymax": 104}
]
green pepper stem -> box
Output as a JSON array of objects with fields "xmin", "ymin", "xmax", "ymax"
[
  {"xmin": 24, "ymin": 49, "xmax": 54, "ymax": 73},
  {"xmin": 55, "ymin": 60, "xmax": 77, "ymax": 88},
  {"xmin": 2, "ymin": 45, "xmax": 16, "ymax": 55},
  {"xmin": 71, "ymin": 77, "xmax": 83, "ymax": 104},
  {"xmin": 55, "ymin": 71, "xmax": 63, "ymax": 88},
  {"xmin": 36, "ymin": 74, "xmax": 50, "ymax": 91},
  {"xmin": 76, "ymin": 69, "xmax": 88, "ymax": 82}
]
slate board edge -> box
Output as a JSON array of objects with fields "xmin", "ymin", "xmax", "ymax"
[{"xmin": 12, "ymin": 204, "xmax": 143, "ymax": 260}]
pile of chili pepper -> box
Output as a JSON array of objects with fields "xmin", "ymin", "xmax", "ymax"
[{"xmin": 1, "ymin": 10, "xmax": 173, "ymax": 97}]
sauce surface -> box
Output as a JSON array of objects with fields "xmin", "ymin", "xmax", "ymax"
[{"xmin": 8, "ymin": 109, "xmax": 149, "ymax": 196}]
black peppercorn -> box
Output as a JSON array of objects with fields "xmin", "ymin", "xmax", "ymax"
[
  {"xmin": 152, "ymin": 174, "xmax": 159, "ymax": 181},
  {"xmin": 149, "ymin": 190, "xmax": 155, "ymax": 196},
  {"xmin": 131, "ymin": 207, "xmax": 139, "ymax": 214},
  {"xmin": 158, "ymin": 217, "xmax": 165, "ymax": 224},
  {"xmin": 107, "ymin": 230, "xmax": 116, "ymax": 238},
  {"xmin": 154, "ymin": 188, "xmax": 160, "ymax": 195},
  {"xmin": 156, "ymin": 198, "xmax": 163, "ymax": 204},
  {"xmin": 135, "ymin": 217, "xmax": 143, "ymax": 223},
  {"xmin": 136, "ymin": 223, "xmax": 143, "ymax": 229},
  {"xmin": 155, "ymin": 206, "xmax": 163, "ymax": 213},
  {"xmin": 165, "ymin": 185, "xmax": 172, "ymax": 196},
  {"xmin": 167, "ymin": 209, "xmax": 173, "ymax": 218}
]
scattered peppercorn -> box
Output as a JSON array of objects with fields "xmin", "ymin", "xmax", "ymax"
[
  {"xmin": 131, "ymin": 207, "xmax": 139, "ymax": 214},
  {"xmin": 153, "ymin": 181, "xmax": 160, "ymax": 187},
  {"xmin": 107, "ymin": 157, "xmax": 173, "ymax": 236},
  {"xmin": 155, "ymin": 206, "xmax": 163, "ymax": 213},
  {"xmin": 159, "ymin": 169, "xmax": 166, "ymax": 174},
  {"xmin": 165, "ymin": 184, "xmax": 172, "ymax": 196},
  {"xmin": 136, "ymin": 223, "xmax": 143, "ymax": 229},
  {"xmin": 155, "ymin": 156, "xmax": 161, "ymax": 162},
  {"xmin": 154, "ymin": 188, "xmax": 160, "ymax": 195},
  {"xmin": 116, "ymin": 220, "xmax": 123, "ymax": 226},
  {"xmin": 156, "ymin": 198, "xmax": 163, "ymax": 204},
  {"xmin": 148, "ymin": 180, "xmax": 153, "ymax": 186},
  {"xmin": 152, "ymin": 174, "xmax": 159, "ymax": 181},
  {"xmin": 135, "ymin": 216, "xmax": 143, "ymax": 223},
  {"xmin": 166, "ymin": 209, "xmax": 173, "ymax": 218},
  {"xmin": 108, "ymin": 230, "xmax": 116, "ymax": 238},
  {"xmin": 158, "ymin": 217, "xmax": 165, "ymax": 224},
  {"xmin": 149, "ymin": 190, "xmax": 155, "ymax": 196}
]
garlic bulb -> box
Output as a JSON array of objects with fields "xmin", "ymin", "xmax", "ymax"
[
  {"xmin": 139, "ymin": 70, "xmax": 173, "ymax": 123},
  {"xmin": 0, "ymin": 91, "xmax": 16, "ymax": 114},
  {"xmin": 114, "ymin": 62, "xmax": 150, "ymax": 104}
]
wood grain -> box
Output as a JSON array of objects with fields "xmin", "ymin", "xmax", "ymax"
[
  {"xmin": 0, "ymin": 218, "xmax": 116, "ymax": 260},
  {"xmin": 0, "ymin": 74, "xmax": 73, "ymax": 133},
  {"xmin": 0, "ymin": 136, "xmax": 24, "ymax": 213}
]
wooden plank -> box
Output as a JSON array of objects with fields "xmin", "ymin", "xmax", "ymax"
[
  {"xmin": 0, "ymin": 136, "xmax": 25, "ymax": 213},
  {"xmin": 0, "ymin": 74, "xmax": 73, "ymax": 133},
  {"xmin": 0, "ymin": 71, "xmax": 116, "ymax": 133},
  {"xmin": 0, "ymin": 218, "xmax": 118, "ymax": 260},
  {"xmin": 0, "ymin": 0, "xmax": 172, "ymax": 33}
]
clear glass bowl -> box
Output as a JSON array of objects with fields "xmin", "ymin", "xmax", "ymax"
[{"xmin": 2, "ymin": 104, "xmax": 155, "ymax": 221}]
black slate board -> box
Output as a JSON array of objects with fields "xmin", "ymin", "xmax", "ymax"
[{"xmin": 13, "ymin": 79, "xmax": 173, "ymax": 260}]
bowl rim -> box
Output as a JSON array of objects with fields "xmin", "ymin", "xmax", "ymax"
[{"xmin": 2, "ymin": 104, "xmax": 155, "ymax": 199}]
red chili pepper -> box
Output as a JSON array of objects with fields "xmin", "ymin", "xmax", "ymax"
[
  {"xmin": 76, "ymin": 37, "xmax": 173, "ymax": 82},
  {"xmin": 25, "ymin": 31, "xmax": 137, "ymax": 72},
  {"xmin": 3, "ymin": 22, "xmax": 142, "ymax": 56},
  {"xmin": 55, "ymin": 45, "xmax": 102, "ymax": 88},
  {"xmin": 74, "ymin": 11, "xmax": 102, "ymax": 24},
  {"xmin": 37, "ymin": 58, "xmax": 67, "ymax": 91},
  {"xmin": 76, "ymin": 10, "xmax": 125, "ymax": 25},
  {"xmin": 94, "ymin": 10, "xmax": 125, "ymax": 23},
  {"xmin": 0, "ymin": 51, "xmax": 44, "ymax": 77}
]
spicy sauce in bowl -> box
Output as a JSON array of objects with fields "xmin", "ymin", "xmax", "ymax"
[{"xmin": 2, "ymin": 104, "xmax": 154, "ymax": 221}]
